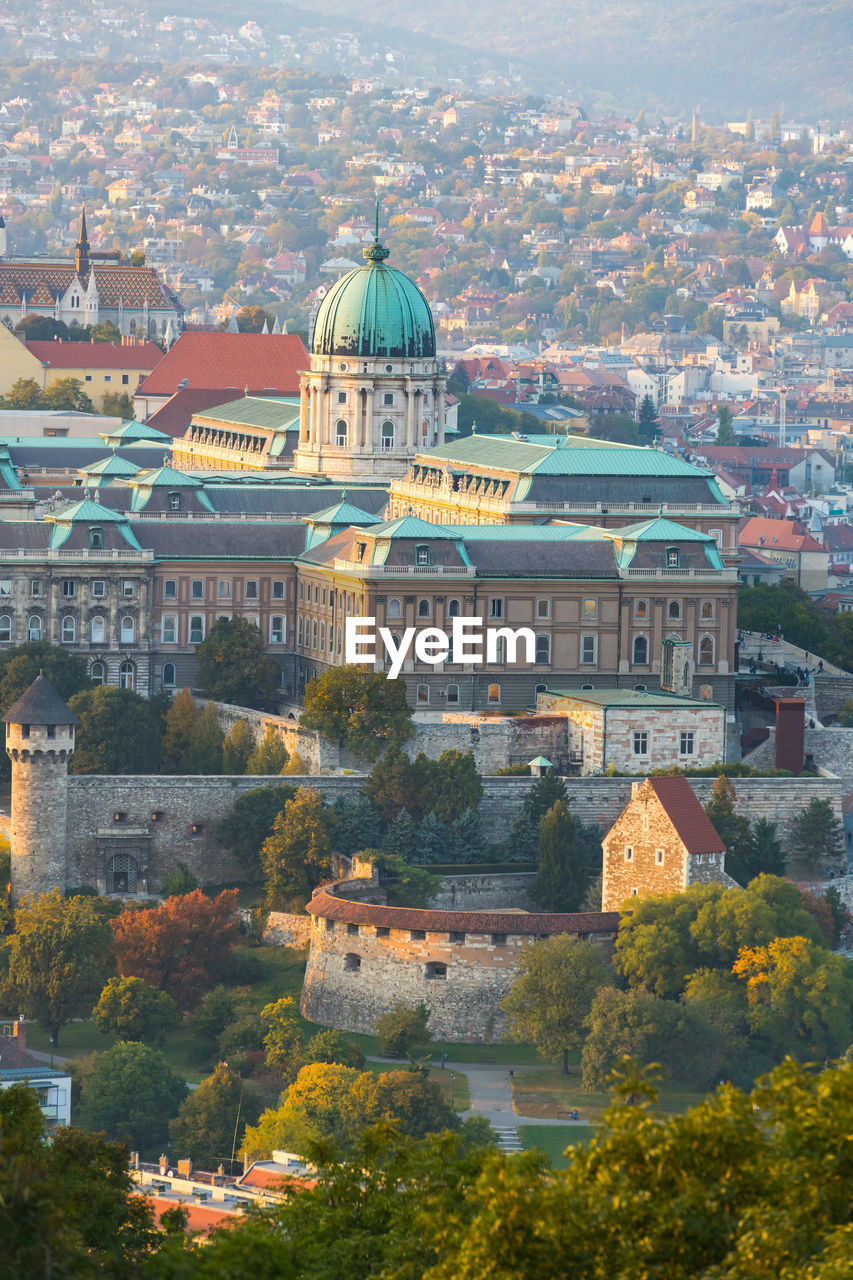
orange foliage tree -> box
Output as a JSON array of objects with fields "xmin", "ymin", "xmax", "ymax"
[{"xmin": 111, "ymin": 889, "xmax": 240, "ymax": 1008}]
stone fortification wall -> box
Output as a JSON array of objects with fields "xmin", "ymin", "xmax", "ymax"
[
  {"xmin": 429, "ymin": 873, "xmax": 536, "ymax": 911},
  {"xmin": 62, "ymin": 772, "xmax": 846, "ymax": 893},
  {"xmin": 300, "ymin": 884, "xmax": 618, "ymax": 1042},
  {"xmin": 262, "ymin": 912, "xmax": 312, "ymax": 948}
]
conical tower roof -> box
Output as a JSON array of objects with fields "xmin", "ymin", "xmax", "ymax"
[{"xmin": 3, "ymin": 673, "xmax": 77, "ymax": 725}]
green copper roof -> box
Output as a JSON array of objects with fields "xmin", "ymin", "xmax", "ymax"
[
  {"xmin": 423, "ymin": 434, "xmax": 711, "ymax": 479},
  {"xmin": 368, "ymin": 515, "xmax": 461, "ymax": 539},
  {"xmin": 45, "ymin": 497, "xmax": 141, "ymax": 550},
  {"xmin": 611, "ymin": 516, "xmax": 716, "ymax": 542},
  {"xmin": 312, "ymin": 239, "xmax": 435, "ymax": 359},
  {"xmin": 98, "ymin": 420, "xmax": 172, "ymax": 446},
  {"xmin": 77, "ymin": 453, "xmax": 142, "ymax": 484},
  {"xmin": 308, "ymin": 499, "xmax": 379, "ymax": 526},
  {"xmin": 193, "ymin": 396, "xmax": 300, "ymax": 431},
  {"xmin": 128, "ymin": 464, "xmax": 215, "ymax": 513}
]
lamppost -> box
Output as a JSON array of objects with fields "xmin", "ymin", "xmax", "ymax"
[{"xmin": 450, "ymin": 1072, "xmax": 455, "ymax": 1107}]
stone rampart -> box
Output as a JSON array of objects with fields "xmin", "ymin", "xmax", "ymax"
[
  {"xmin": 300, "ymin": 883, "xmax": 618, "ymax": 1041},
  {"xmin": 262, "ymin": 912, "xmax": 312, "ymax": 948},
  {"xmin": 429, "ymin": 873, "xmax": 536, "ymax": 911}
]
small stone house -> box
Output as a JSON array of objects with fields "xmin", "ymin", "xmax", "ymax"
[{"xmin": 601, "ymin": 775, "xmax": 736, "ymax": 911}]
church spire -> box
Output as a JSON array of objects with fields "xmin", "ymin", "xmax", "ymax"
[{"xmin": 75, "ymin": 206, "xmax": 90, "ymax": 276}]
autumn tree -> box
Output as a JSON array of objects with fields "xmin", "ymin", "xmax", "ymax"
[
  {"xmin": 221, "ymin": 718, "xmax": 255, "ymax": 773},
  {"xmin": 733, "ymin": 934, "xmax": 853, "ymax": 1059},
  {"xmin": 92, "ymin": 975, "xmax": 180, "ymax": 1046},
  {"xmin": 260, "ymin": 786, "xmax": 335, "ymax": 908},
  {"xmin": 7, "ymin": 889, "xmax": 115, "ymax": 1044},
  {"xmin": 246, "ymin": 724, "xmax": 289, "ymax": 774},
  {"xmin": 111, "ymin": 889, "xmax": 239, "ymax": 1008},
  {"xmin": 300, "ymin": 665, "xmax": 414, "ymax": 761},
  {"xmin": 374, "ymin": 1001, "xmax": 431, "ymax": 1058},
  {"xmin": 195, "ymin": 617, "xmax": 281, "ymax": 710},
  {"xmin": 160, "ymin": 688, "xmax": 199, "ymax": 772},
  {"xmin": 184, "ymin": 701, "xmax": 224, "ymax": 774},
  {"xmin": 501, "ymin": 934, "xmax": 612, "ymax": 1073}
]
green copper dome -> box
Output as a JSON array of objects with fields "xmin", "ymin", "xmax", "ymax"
[{"xmin": 312, "ymin": 238, "xmax": 435, "ymax": 359}]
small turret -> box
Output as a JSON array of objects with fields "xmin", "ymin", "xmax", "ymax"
[{"xmin": 4, "ymin": 674, "xmax": 76, "ymax": 903}]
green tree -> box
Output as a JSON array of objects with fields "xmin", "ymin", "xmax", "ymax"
[
  {"xmin": 0, "ymin": 1083, "xmax": 156, "ymax": 1278},
  {"xmin": 419, "ymin": 749, "xmax": 483, "ymax": 823},
  {"xmin": 330, "ymin": 795, "xmax": 385, "ymax": 857},
  {"xmin": 365, "ymin": 746, "xmax": 425, "ymax": 820},
  {"xmin": 300, "ymin": 666, "xmax": 415, "ymax": 761},
  {"xmin": 160, "ymin": 688, "xmax": 199, "ymax": 772},
  {"xmin": 92, "ymin": 975, "xmax": 180, "ymax": 1045},
  {"xmin": 246, "ymin": 724, "xmax": 289, "ymax": 774},
  {"xmin": 704, "ymin": 775, "xmax": 751, "ymax": 884},
  {"xmin": 581, "ymin": 985, "xmax": 720, "ymax": 1089},
  {"xmin": 374, "ymin": 1001, "xmax": 431, "ymax": 1057},
  {"xmin": 160, "ymin": 864, "xmax": 198, "ymax": 897},
  {"xmin": 637, "ymin": 393, "xmax": 659, "ymax": 442},
  {"xmin": 384, "ymin": 807, "xmax": 419, "ymax": 860},
  {"xmin": 184, "ymin": 701, "xmax": 223, "ymax": 773},
  {"xmin": 195, "ymin": 617, "xmax": 281, "ymax": 710},
  {"xmin": 260, "ymin": 996, "xmax": 303, "ymax": 1076},
  {"xmin": 261, "ymin": 786, "xmax": 335, "ymax": 908},
  {"xmin": 221, "ymin": 718, "xmax": 255, "ymax": 773},
  {"xmin": 0, "ymin": 641, "xmax": 88, "ymax": 713},
  {"xmin": 0, "ymin": 836, "xmax": 11, "ymax": 934},
  {"xmin": 41, "ymin": 377, "xmax": 94, "ymax": 412},
  {"xmin": 504, "ymin": 772, "xmax": 569, "ymax": 862},
  {"xmin": 741, "ymin": 817, "xmax": 786, "ymax": 879},
  {"xmin": 446, "ymin": 808, "xmax": 488, "ymax": 863},
  {"xmin": 716, "ymin": 404, "xmax": 736, "ymax": 445},
  {"xmin": 217, "ymin": 784, "xmax": 295, "ymax": 877},
  {"xmin": 502, "ymin": 934, "xmax": 612, "ymax": 1073},
  {"xmin": 7, "ymin": 889, "xmax": 114, "ymax": 1044},
  {"xmin": 533, "ymin": 799, "xmax": 597, "ymax": 912},
  {"xmin": 78, "ymin": 1041, "xmax": 187, "ymax": 1151},
  {"xmin": 415, "ymin": 811, "xmax": 446, "ymax": 863},
  {"xmin": 1, "ymin": 377, "xmax": 43, "ymax": 409},
  {"xmin": 789, "ymin": 797, "xmax": 844, "ymax": 872},
  {"xmin": 68, "ymin": 686, "xmax": 162, "ymax": 774},
  {"xmin": 169, "ymin": 1061, "xmax": 253, "ymax": 1173},
  {"xmin": 101, "ymin": 391, "xmax": 134, "ymax": 418},
  {"xmin": 303, "ymin": 1028, "xmax": 366, "ymax": 1070}
]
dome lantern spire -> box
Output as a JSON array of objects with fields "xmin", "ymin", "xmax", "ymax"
[{"xmin": 363, "ymin": 199, "xmax": 389, "ymax": 263}]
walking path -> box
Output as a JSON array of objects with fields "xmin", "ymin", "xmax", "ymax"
[{"xmin": 443, "ymin": 1060, "xmax": 583, "ymax": 1152}]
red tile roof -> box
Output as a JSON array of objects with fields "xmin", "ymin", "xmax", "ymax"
[
  {"xmin": 138, "ymin": 332, "xmax": 308, "ymax": 397},
  {"xmin": 237, "ymin": 1167, "xmax": 318, "ymax": 1191},
  {"xmin": 647, "ymin": 776, "xmax": 726, "ymax": 855},
  {"xmin": 146, "ymin": 387, "xmax": 242, "ymax": 437},
  {"xmin": 739, "ymin": 516, "xmax": 824, "ymax": 554},
  {"xmin": 144, "ymin": 1197, "xmax": 238, "ymax": 1237},
  {"xmin": 26, "ymin": 339, "xmax": 162, "ymax": 369},
  {"xmin": 306, "ymin": 890, "xmax": 619, "ymax": 937}
]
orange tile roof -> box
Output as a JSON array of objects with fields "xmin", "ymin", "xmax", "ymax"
[
  {"xmin": 739, "ymin": 516, "xmax": 824, "ymax": 554},
  {"xmin": 647, "ymin": 776, "xmax": 726, "ymax": 855},
  {"xmin": 145, "ymin": 1197, "xmax": 239, "ymax": 1237},
  {"xmin": 237, "ymin": 1167, "xmax": 318, "ymax": 1191},
  {"xmin": 138, "ymin": 332, "xmax": 308, "ymax": 397}
]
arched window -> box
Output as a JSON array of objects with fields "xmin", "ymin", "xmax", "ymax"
[
  {"xmin": 129, "ymin": 319, "xmax": 136, "ymax": 335},
  {"xmin": 27, "ymin": 615, "xmax": 41, "ymax": 643},
  {"xmin": 416, "ymin": 684, "xmax": 430, "ymax": 704},
  {"xmin": 417, "ymin": 598, "xmax": 431, "ymax": 618},
  {"xmin": 90, "ymin": 662, "xmax": 105, "ymax": 685},
  {"xmin": 380, "ymin": 421, "xmax": 395, "ymax": 450},
  {"xmin": 387, "ymin": 598, "xmax": 402, "ymax": 618},
  {"xmin": 699, "ymin": 635, "xmax": 715, "ymax": 666},
  {"xmin": 385, "ymin": 633, "xmax": 402, "ymax": 668},
  {"xmin": 343, "ymin": 953, "xmax": 361, "ymax": 972},
  {"xmin": 335, "ymin": 419, "xmax": 347, "ymax": 446},
  {"xmin": 120, "ymin": 615, "xmax": 135, "ymax": 643},
  {"xmin": 667, "ymin": 600, "xmax": 681, "ymax": 620},
  {"xmin": 535, "ymin": 634, "xmax": 551, "ymax": 665},
  {"xmin": 119, "ymin": 660, "xmax": 135, "ymax": 690},
  {"xmin": 701, "ymin": 600, "xmax": 715, "ymax": 620},
  {"xmin": 634, "ymin": 599, "xmax": 648, "ymax": 620},
  {"xmin": 448, "ymin": 598, "xmax": 461, "ymax": 618},
  {"xmin": 106, "ymin": 853, "xmax": 137, "ymax": 894},
  {"xmin": 91, "ymin": 615, "xmax": 106, "ymax": 644},
  {"xmin": 61, "ymin": 615, "xmax": 76, "ymax": 644},
  {"xmin": 446, "ymin": 683, "xmax": 459, "ymax": 704},
  {"xmin": 0, "ymin": 615, "xmax": 10, "ymax": 643},
  {"xmin": 633, "ymin": 634, "xmax": 649, "ymax": 665},
  {"xmin": 162, "ymin": 662, "xmax": 176, "ymax": 687},
  {"xmin": 312, "ymin": 619, "xmax": 318, "ymax": 648},
  {"xmin": 89, "ymin": 526, "xmax": 103, "ymax": 550},
  {"xmin": 487, "ymin": 683, "xmax": 501, "ymax": 704}
]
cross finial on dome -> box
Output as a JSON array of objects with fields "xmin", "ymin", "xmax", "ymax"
[{"xmin": 363, "ymin": 198, "xmax": 389, "ymax": 262}]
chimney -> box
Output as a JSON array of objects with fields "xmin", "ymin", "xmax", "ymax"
[{"xmin": 12, "ymin": 1018, "xmax": 25, "ymax": 1050}]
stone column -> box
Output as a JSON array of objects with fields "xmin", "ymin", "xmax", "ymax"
[
  {"xmin": 437, "ymin": 384, "xmax": 446, "ymax": 446},
  {"xmin": 298, "ymin": 378, "xmax": 309, "ymax": 445},
  {"xmin": 406, "ymin": 378, "xmax": 415, "ymax": 449}
]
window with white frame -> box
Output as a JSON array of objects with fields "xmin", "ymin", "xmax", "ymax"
[
  {"xmin": 119, "ymin": 660, "xmax": 134, "ymax": 690},
  {"xmin": 161, "ymin": 615, "xmax": 177, "ymax": 644},
  {"xmin": 189, "ymin": 615, "xmax": 205, "ymax": 644},
  {"xmin": 0, "ymin": 580, "xmax": 10, "ymax": 599},
  {"xmin": 270, "ymin": 616, "xmax": 285, "ymax": 644},
  {"xmin": 120, "ymin": 616, "xmax": 135, "ymax": 643},
  {"xmin": 666, "ymin": 547, "xmax": 680, "ymax": 567},
  {"xmin": 27, "ymin": 615, "xmax": 41, "ymax": 642},
  {"xmin": 415, "ymin": 544, "xmax": 430, "ymax": 565},
  {"xmin": 680, "ymin": 731, "xmax": 694, "ymax": 755},
  {"xmin": 667, "ymin": 600, "xmax": 681, "ymax": 620},
  {"xmin": 581, "ymin": 634, "xmax": 597, "ymax": 664},
  {"xmin": 536, "ymin": 598, "xmax": 551, "ymax": 620},
  {"xmin": 487, "ymin": 683, "xmax": 501, "ymax": 704},
  {"xmin": 30, "ymin": 579, "xmax": 43, "ymax": 597},
  {"xmin": 245, "ymin": 580, "xmax": 258, "ymax": 600},
  {"xmin": 273, "ymin": 580, "xmax": 285, "ymax": 600},
  {"xmin": 387, "ymin": 598, "xmax": 402, "ymax": 618},
  {"xmin": 446, "ymin": 683, "xmax": 459, "ymax": 704},
  {"xmin": 535, "ymin": 634, "xmax": 550, "ymax": 664},
  {"xmin": 448, "ymin": 598, "xmax": 461, "ymax": 618},
  {"xmin": 218, "ymin": 580, "xmax": 232, "ymax": 600},
  {"xmin": 336, "ymin": 419, "xmax": 347, "ymax": 446},
  {"xmin": 162, "ymin": 662, "xmax": 176, "ymax": 687},
  {"xmin": 90, "ymin": 661, "xmax": 105, "ymax": 685},
  {"xmin": 700, "ymin": 600, "xmax": 715, "ymax": 620},
  {"xmin": 416, "ymin": 684, "xmax": 430, "ymax": 704},
  {"xmin": 417, "ymin": 598, "xmax": 431, "ymax": 618},
  {"xmin": 91, "ymin": 579, "xmax": 105, "ymax": 598},
  {"xmin": 0, "ymin": 615, "xmax": 11, "ymax": 642},
  {"xmin": 698, "ymin": 635, "xmax": 715, "ymax": 665},
  {"xmin": 633, "ymin": 731, "xmax": 648, "ymax": 755},
  {"xmin": 91, "ymin": 615, "xmax": 106, "ymax": 644},
  {"xmin": 634, "ymin": 599, "xmax": 648, "ymax": 620},
  {"xmin": 122, "ymin": 580, "xmax": 135, "ymax": 598},
  {"xmin": 164, "ymin": 579, "xmax": 177, "ymax": 599},
  {"xmin": 62, "ymin": 579, "xmax": 76, "ymax": 598},
  {"xmin": 381, "ymin": 421, "xmax": 395, "ymax": 449},
  {"xmin": 191, "ymin": 580, "xmax": 204, "ymax": 600},
  {"xmin": 489, "ymin": 598, "xmax": 503, "ymax": 619},
  {"xmin": 582, "ymin": 598, "xmax": 597, "ymax": 620},
  {"xmin": 61, "ymin": 615, "xmax": 76, "ymax": 643},
  {"xmin": 297, "ymin": 616, "xmax": 304, "ymax": 645}
]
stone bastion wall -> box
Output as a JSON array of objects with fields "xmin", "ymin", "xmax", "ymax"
[
  {"xmin": 62, "ymin": 773, "xmax": 847, "ymax": 893},
  {"xmin": 299, "ymin": 873, "xmax": 619, "ymax": 1042}
]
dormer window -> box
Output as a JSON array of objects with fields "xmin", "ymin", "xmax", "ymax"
[
  {"xmin": 88, "ymin": 526, "xmax": 103, "ymax": 550},
  {"xmin": 415, "ymin": 545, "xmax": 430, "ymax": 566},
  {"xmin": 168, "ymin": 492, "xmax": 181, "ymax": 511},
  {"xmin": 666, "ymin": 547, "xmax": 680, "ymax": 567},
  {"xmin": 356, "ymin": 542, "xmax": 367, "ymax": 561}
]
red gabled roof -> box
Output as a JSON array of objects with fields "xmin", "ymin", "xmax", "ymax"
[
  {"xmin": 146, "ymin": 387, "xmax": 243, "ymax": 437},
  {"xmin": 137, "ymin": 332, "xmax": 308, "ymax": 398},
  {"xmin": 26, "ymin": 339, "xmax": 162, "ymax": 369},
  {"xmin": 647, "ymin": 776, "xmax": 726, "ymax": 854},
  {"xmin": 144, "ymin": 1197, "xmax": 238, "ymax": 1237},
  {"xmin": 237, "ymin": 1167, "xmax": 318, "ymax": 1192}
]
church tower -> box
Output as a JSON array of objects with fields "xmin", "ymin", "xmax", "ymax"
[
  {"xmin": 293, "ymin": 226, "xmax": 446, "ymax": 482},
  {"xmin": 3, "ymin": 675, "xmax": 75, "ymax": 903},
  {"xmin": 74, "ymin": 207, "xmax": 90, "ymax": 276}
]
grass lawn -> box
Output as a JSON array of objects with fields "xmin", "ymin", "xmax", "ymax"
[
  {"xmin": 511, "ymin": 1068, "xmax": 708, "ymax": 1123},
  {"xmin": 517, "ymin": 1124, "xmax": 595, "ymax": 1168},
  {"xmin": 25, "ymin": 1020, "xmax": 114, "ymax": 1060},
  {"xmin": 348, "ymin": 1032, "xmax": 548, "ymax": 1068}
]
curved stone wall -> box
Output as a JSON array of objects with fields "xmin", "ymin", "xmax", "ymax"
[{"xmin": 300, "ymin": 883, "xmax": 618, "ymax": 1042}]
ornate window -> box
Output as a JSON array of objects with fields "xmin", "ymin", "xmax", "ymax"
[
  {"xmin": 91, "ymin": 615, "xmax": 106, "ymax": 644},
  {"xmin": 61, "ymin": 616, "xmax": 76, "ymax": 644},
  {"xmin": 634, "ymin": 599, "xmax": 648, "ymax": 619},
  {"xmin": 120, "ymin": 616, "xmax": 135, "ymax": 643},
  {"xmin": 27, "ymin": 615, "xmax": 41, "ymax": 643},
  {"xmin": 701, "ymin": 600, "xmax": 715, "ymax": 620},
  {"xmin": 119, "ymin": 660, "xmax": 135, "ymax": 690},
  {"xmin": 417, "ymin": 598, "xmax": 431, "ymax": 618},
  {"xmin": 90, "ymin": 662, "xmax": 105, "ymax": 685},
  {"xmin": 387, "ymin": 598, "xmax": 402, "ymax": 618},
  {"xmin": 335, "ymin": 419, "xmax": 348, "ymax": 446},
  {"xmin": 0, "ymin": 615, "xmax": 11, "ymax": 643},
  {"xmin": 448, "ymin": 598, "xmax": 461, "ymax": 617},
  {"xmin": 699, "ymin": 635, "xmax": 715, "ymax": 666},
  {"xmin": 162, "ymin": 663, "xmax": 176, "ymax": 687},
  {"xmin": 667, "ymin": 600, "xmax": 681, "ymax": 620},
  {"xmin": 633, "ymin": 635, "xmax": 649, "ymax": 665},
  {"xmin": 380, "ymin": 421, "xmax": 395, "ymax": 450}
]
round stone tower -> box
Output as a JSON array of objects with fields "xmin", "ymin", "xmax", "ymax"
[{"xmin": 3, "ymin": 674, "xmax": 76, "ymax": 904}]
